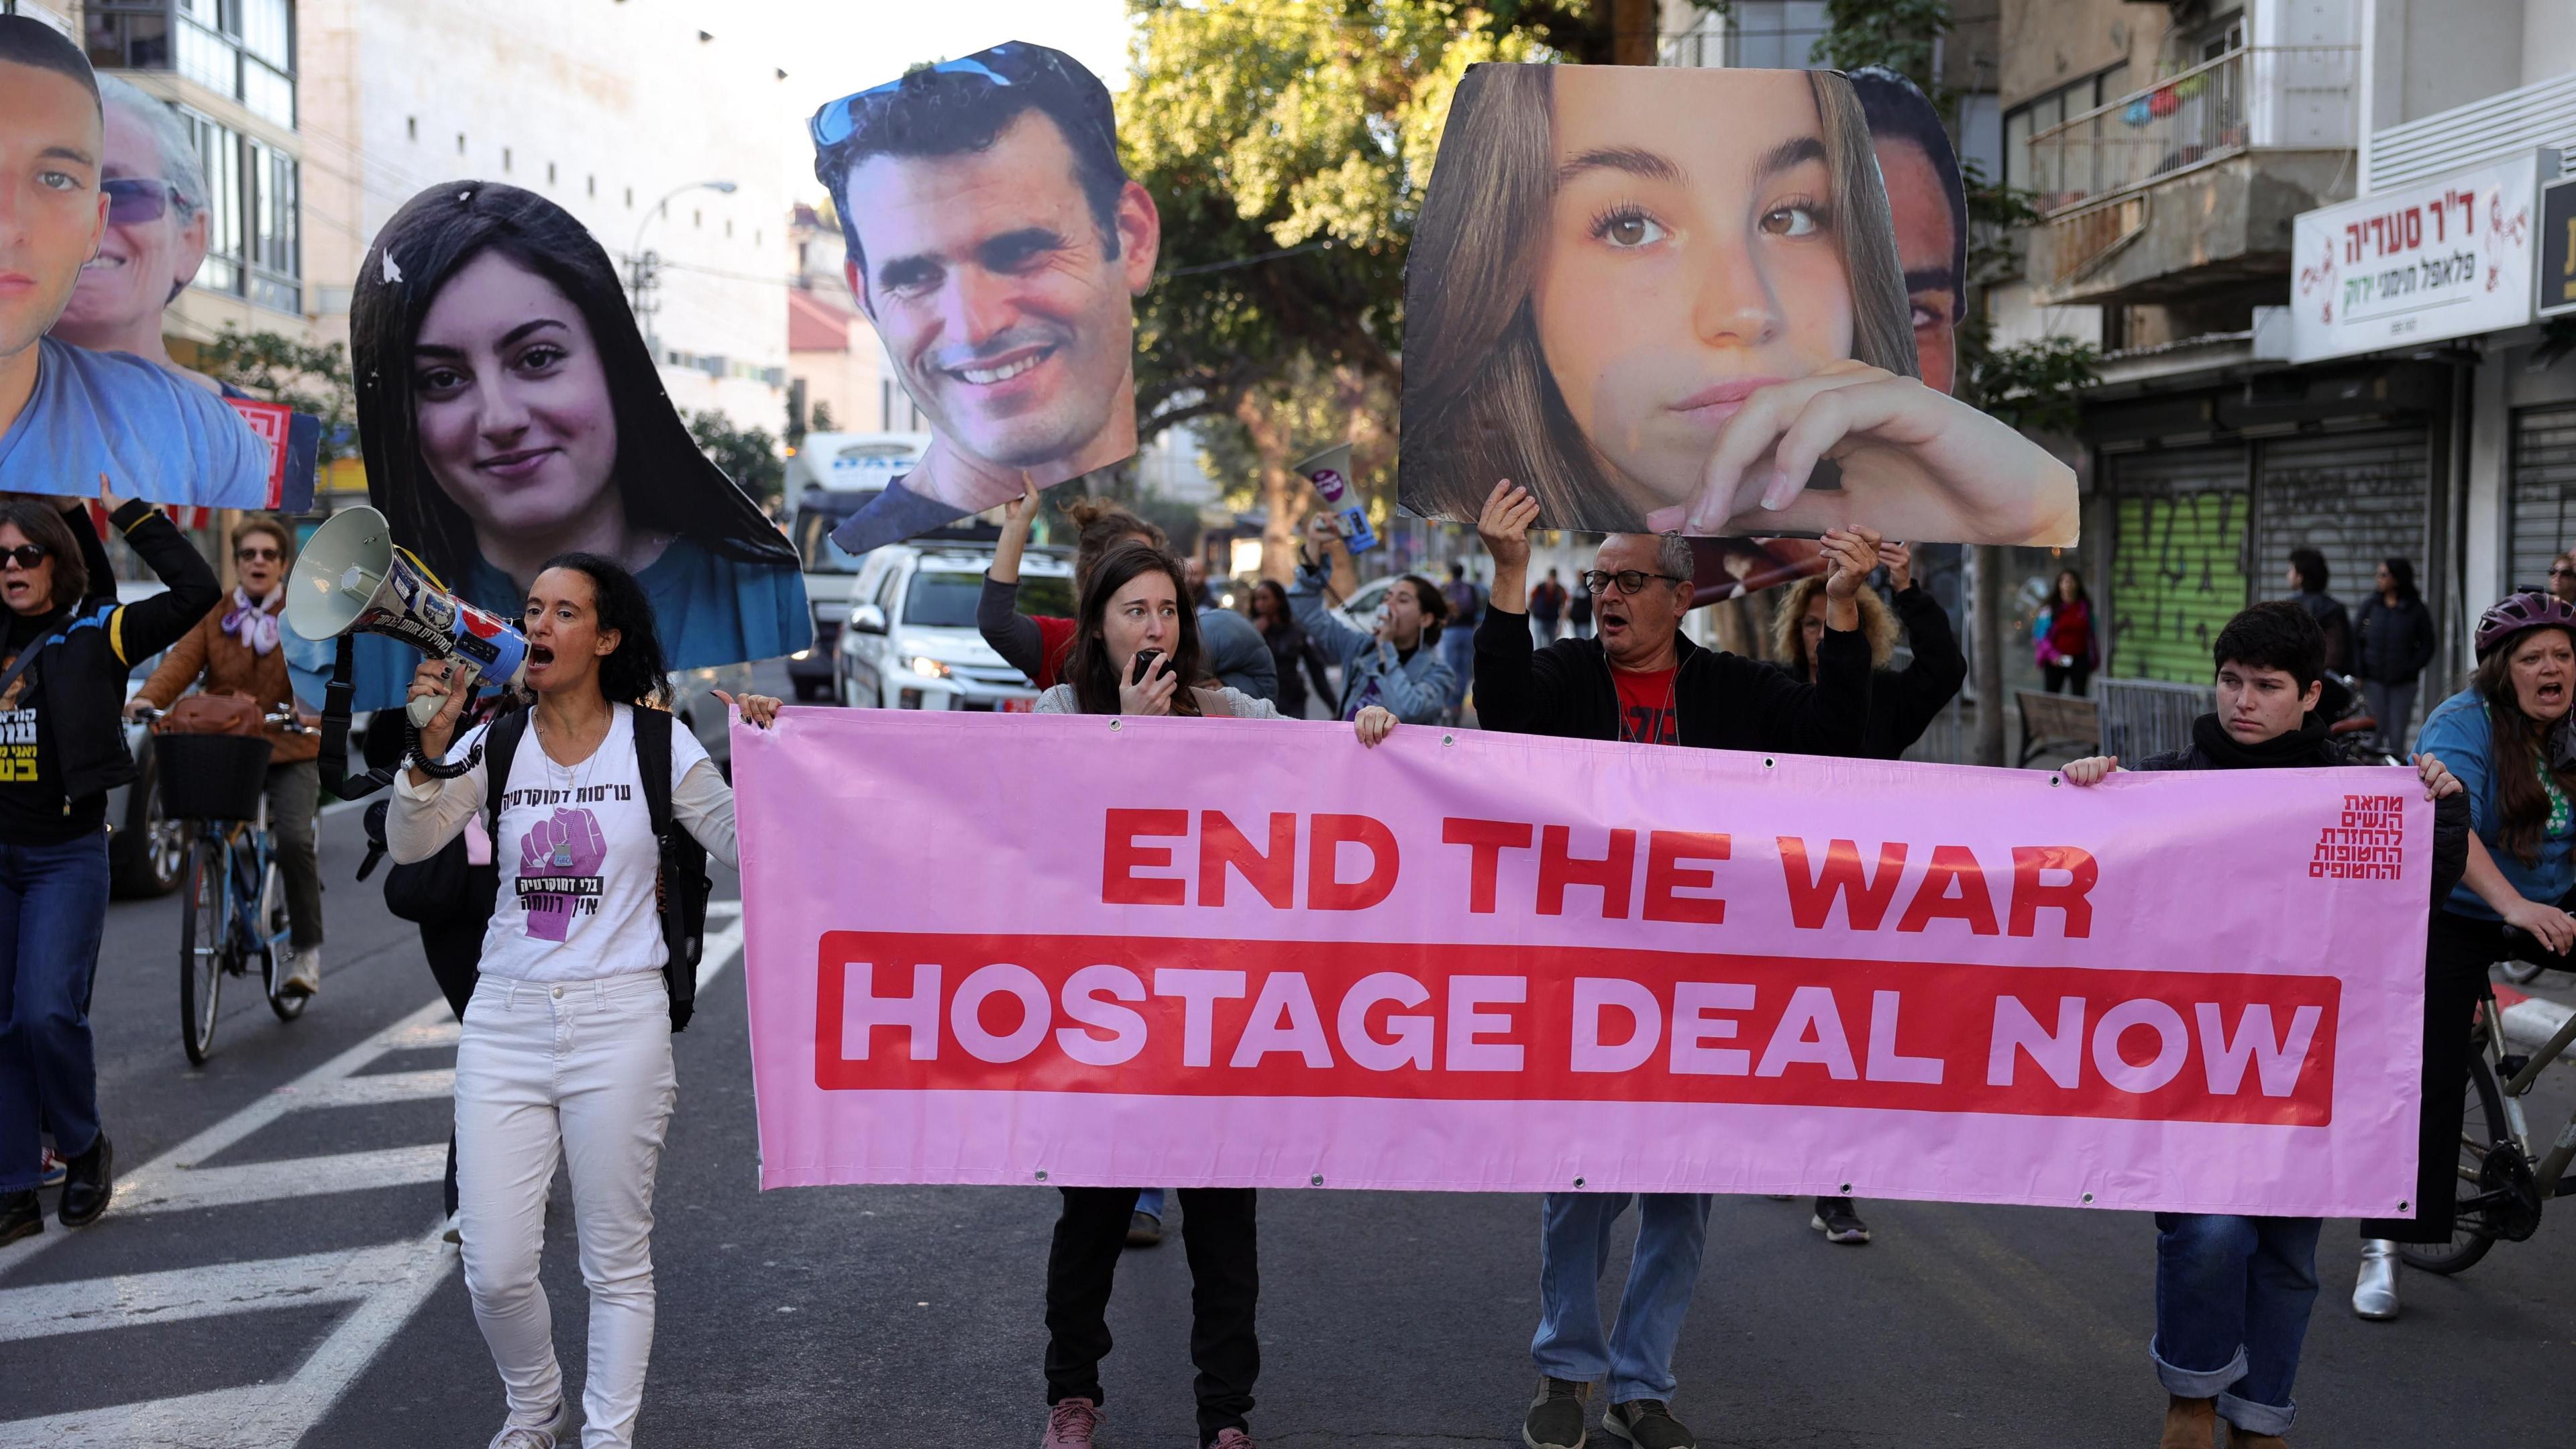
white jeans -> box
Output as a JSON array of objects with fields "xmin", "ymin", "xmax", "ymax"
[{"xmin": 456, "ymin": 970, "xmax": 676, "ymax": 1449}]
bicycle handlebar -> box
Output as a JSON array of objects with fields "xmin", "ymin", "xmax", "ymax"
[{"xmin": 125, "ymin": 704, "xmax": 313, "ymax": 735}]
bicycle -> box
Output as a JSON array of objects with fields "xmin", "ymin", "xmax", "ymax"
[
  {"xmin": 2402, "ymin": 938, "xmax": 2576, "ymax": 1275},
  {"xmin": 138, "ymin": 706, "xmax": 312, "ymax": 1065}
]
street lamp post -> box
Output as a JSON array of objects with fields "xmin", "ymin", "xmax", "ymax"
[{"xmin": 628, "ymin": 178, "xmax": 739, "ymax": 344}]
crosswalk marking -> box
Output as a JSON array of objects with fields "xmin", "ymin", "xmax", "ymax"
[{"xmin": 0, "ymin": 902, "xmax": 748, "ymax": 1448}]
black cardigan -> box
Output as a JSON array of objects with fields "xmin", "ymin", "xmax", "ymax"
[
  {"xmin": 1774, "ymin": 585, "xmax": 1967, "ymax": 760},
  {"xmin": 1474, "ymin": 604, "xmax": 1872, "ymax": 756}
]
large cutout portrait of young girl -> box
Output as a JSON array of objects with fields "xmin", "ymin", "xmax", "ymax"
[
  {"xmin": 1402, "ymin": 64, "xmax": 2075, "ymax": 549},
  {"xmin": 329, "ymin": 182, "xmax": 808, "ymax": 711}
]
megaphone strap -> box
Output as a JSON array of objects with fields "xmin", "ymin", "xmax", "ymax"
[{"xmin": 393, "ymin": 544, "xmax": 449, "ymax": 593}]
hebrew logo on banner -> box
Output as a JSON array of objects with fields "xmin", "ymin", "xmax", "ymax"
[
  {"xmin": 1402, "ymin": 63, "xmax": 2076, "ymax": 561},
  {"xmin": 807, "ymin": 40, "xmax": 1159, "ymax": 557},
  {"xmin": 327, "ymin": 182, "xmax": 810, "ymax": 713}
]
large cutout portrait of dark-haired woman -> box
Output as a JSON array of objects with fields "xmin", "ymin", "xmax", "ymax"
[
  {"xmin": 808, "ymin": 40, "xmax": 1157, "ymax": 557},
  {"xmin": 331, "ymin": 182, "xmax": 808, "ymax": 712},
  {"xmin": 1401, "ymin": 64, "xmax": 2074, "ymax": 551}
]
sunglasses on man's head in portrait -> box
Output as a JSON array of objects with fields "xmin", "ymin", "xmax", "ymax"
[
  {"xmin": 0, "ymin": 545, "xmax": 51, "ymax": 571},
  {"xmin": 101, "ymin": 177, "xmax": 187, "ymax": 225},
  {"xmin": 808, "ymin": 44, "xmax": 1110, "ymax": 154}
]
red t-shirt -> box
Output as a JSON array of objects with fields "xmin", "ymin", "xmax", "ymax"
[
  {"xmin": 1612, "ymin": 665, "xmax": 1680, "ymax": 745},
  {"xmin": 1034, "ymin": 614, "xmax": 1079, "ymax": 690}
]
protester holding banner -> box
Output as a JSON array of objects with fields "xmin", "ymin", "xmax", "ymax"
[
  {"xmin": 2349, "ymin": 589, "xmax": 2576, "ymax": 1322},
  {"xmin": 1470, "ymin": 478, "xmax": 1874, "ymax": 1449},
  {"xmin": 1026, "ymin": 540, "xmax": 1395, "ymax": 1449},
  {"xmin": 1292, "ymin": 513, "xmax": 1454, "ymax": 726},
  {"xmin": 0, "ymin": 19, "xmax": 270, "ymax": 510},
  {"xmin": 0, "ymin": 487, "xmax": 218, "ymax": 1246},
  {"xmin": 125, "ymin": 515, "xmax": 325, "ymax": 998},
  {"xmin": 334, "ymin": 181, "xmax": 805, "ymax": 714},
  {"xmin": 388, "ymin": 555, "xmax": 780, "ymax": 1449},
  {"xmin": 2061, "ymin": 600, "xmax": 2467, "ymax": 1449}
]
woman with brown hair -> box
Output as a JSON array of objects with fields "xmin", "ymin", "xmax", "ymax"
[
  {"xmin": 1029, "ymin": 540, "xmax": 1391, "ymax": 1449},
  {"xmin": 127, "ymin": 515, "xmax": 325, "ymax": 996},
  {"xmin": 1402, "ymin": 62, "xmax": 2073, "ymax": 547},
  {"xmin": 2355, "ymin": 590, "xmax": 2576, "ymax": 1321}
]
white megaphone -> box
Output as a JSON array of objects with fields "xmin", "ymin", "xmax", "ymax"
[{"xmin": 287, "ymin": 505, "xmax": 529, "ymax": 729}]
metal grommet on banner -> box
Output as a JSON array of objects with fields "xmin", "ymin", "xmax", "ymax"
[
  {"xmin": 2398, "ymin": 1199, "xmax": 2410, "ymax": 1212},
  {"xmin": 1034, "ymin": 1170, "xmax": 1049, "ymax": 1182},
  {"xmin": 1839, "ymin": 1182, "xmax": 1853, "ymax": 1194},
  {"xmin": 2080, "ymin": 1191, "xmax": 2096, "ymax": 1205},
  {"xmin": 1309, "ymin": 1174, "xmax": 1325, "ymax": 1187},
  {"xmin": 1108, "ymin": 720, "xmax": 1122, "ymax": 733},
  {"xmin": 1762, "ymin": 757, "xmax": 1776, "ymax": 769},
  {"xmin": 1442, "ymin": 733, "xmax": 1455, "ymax": 747},
  {"xmin": 2050, "ymin": 775, "xmax": 2062, "ymax": 787}
]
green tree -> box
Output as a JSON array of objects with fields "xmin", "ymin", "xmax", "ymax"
[
  {"xmin": 687, "ymin": 410, "xmax": 785, "ymax": 506},
  {"xmin": 810, "ymin": 398, "xmax": 838, "ymax": 433},
  {"xmin": 195, "ymin": 328, "xmax": 359, "ymax": 463}
]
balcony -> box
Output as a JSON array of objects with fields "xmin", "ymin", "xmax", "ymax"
[{"xmin": 2025, "ymin": 46, "xmax": 2359, "ymax": 306}]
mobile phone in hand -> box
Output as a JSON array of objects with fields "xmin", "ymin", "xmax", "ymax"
[{"xmin": 1129, "ymin": 648, "xmax": 1163, "ymax": 686}]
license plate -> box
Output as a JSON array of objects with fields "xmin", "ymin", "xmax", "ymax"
[{"xmin": 1001, "ymin": 697, "xmax": 1035, "ymax": 714}]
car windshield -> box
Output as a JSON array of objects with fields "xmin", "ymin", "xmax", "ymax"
[
  {"xmin": 794, "ymin": 507, "xmax": 869, "ymax": 574},
  {"xmin": 904, "ymin": 570, "xmax": 1073, "ymax": 629}
]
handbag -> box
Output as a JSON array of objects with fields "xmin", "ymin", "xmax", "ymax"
[{"xmin": 153, "ymin": 692, "xmax": 267, "ymax": 737}]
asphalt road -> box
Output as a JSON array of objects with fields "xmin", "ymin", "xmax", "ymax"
[{"xmin": 8, "ymin": 663, "xmax": 2575, "ymax": 1447}]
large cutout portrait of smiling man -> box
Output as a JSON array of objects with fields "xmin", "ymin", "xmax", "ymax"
[{"xmin": 811, "ymin": 42, "xmax": 1159, "ymax": 557}]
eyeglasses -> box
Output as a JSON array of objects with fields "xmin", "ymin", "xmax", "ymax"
[
  {"xmin": 1580, "ymin": 569, "xmax": 1688, "ymax": 596},
  {"xmin": 0, "ymin": 545, "xmax": 50, "ymax": 570},
  {"xmin": 808, "ymin": 42, "xmax": 1111, "ymax": 160},
  {"xmin": 235, "ymin": 545, "xmax": 282, "ymax": 563},
  {"xmin": 2553, "ymin": 564, "xmax": 2575, "ymax": 578},
  {"xmin": 101, "ymin": 177, "xmax": 188, "ymax": 225}
]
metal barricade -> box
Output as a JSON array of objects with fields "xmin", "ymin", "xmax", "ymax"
[{"xmin": 2096, "ymin": 677, "xmax": 2212, "ymax": 762}]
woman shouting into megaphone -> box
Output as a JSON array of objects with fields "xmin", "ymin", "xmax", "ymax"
[{"xmin": 386, "ymin": 552, "xmax": 778, "ymax": 1449}]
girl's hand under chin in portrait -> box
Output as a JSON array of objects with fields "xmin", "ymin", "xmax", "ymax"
[{"xmin": 1643, "ymin": 361, "xmax": 2078, "ymax": 546}]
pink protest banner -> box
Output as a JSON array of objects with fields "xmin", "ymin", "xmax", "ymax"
[{"xmin": 732, "ymin": 709, "xmax": 2429, "ymax": 1218}]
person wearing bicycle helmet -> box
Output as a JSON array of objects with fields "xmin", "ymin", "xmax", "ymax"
[
  {"xmin": 2357, "ymin": 588, "xmax": 2576, "ymax": 1320},
  {"xmin": 0, "ymin": 488, "xmax": 218, "ymax": 1248}
]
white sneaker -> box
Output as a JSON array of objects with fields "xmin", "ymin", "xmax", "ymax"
[
  {"xmin": 441, "ymin": 1210, "xmax": 462, "ymax": 1244},
  {"xmin": 2354, "ymin": 1238, "xmax": 2400, "ymax": 1320},
  {"xmin": 280, "ymin": 945, "xmax": 321, "ymax": 999},
  {"xmin": 486, "ymin": 1402, "xmax": 565, "ymax": 1449}
]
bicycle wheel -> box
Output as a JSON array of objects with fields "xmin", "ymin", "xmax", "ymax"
[
  {"xmin": 177, "ymin": 834, "xmax": 225, "ymax": 1065},
  {"xmin": 2399, "ymin": 1049, "xmax": 2510, "ymax": 1274},
  {"xmin": 258, "ymin": 853, "xmax": 303, "ymax": 1022}
]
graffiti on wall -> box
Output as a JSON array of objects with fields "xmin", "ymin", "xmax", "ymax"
[{"xmin": 2112, "ymin": 491, "xmax": 2251, "ymax": 683}]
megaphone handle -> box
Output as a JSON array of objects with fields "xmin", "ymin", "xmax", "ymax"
[{"xmin": 406, "ymin": 659, "xmax": 484, "ymax": 729}]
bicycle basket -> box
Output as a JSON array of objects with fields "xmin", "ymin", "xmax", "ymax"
[{"xmin": 155, "ymin": 733, "xmax": 274, "ymax": 820}]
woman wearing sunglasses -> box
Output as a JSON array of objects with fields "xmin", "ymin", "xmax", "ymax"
[
  {"xmin": 48, "ymin": 76, "xmax": 220, "ymax": 392},
  {"xmin": 125, "ymin": 515, "xmax": 325, "ymax": 997},
  {"xmin": 0, "ymin": 486, "xmax": 219, "ymax": 1246}
]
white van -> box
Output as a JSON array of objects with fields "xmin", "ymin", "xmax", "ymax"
[{"xmin": 786, "ymin": 431, "xmax": 930, "ymax": 700}]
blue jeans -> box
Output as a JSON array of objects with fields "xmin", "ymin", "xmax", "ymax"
[
  {"xmin": 1438, "ymin": 629, "xmax": 1475, "ymax": 714},
  {"xmin": 1532, "ymin": 1191, "xmax": 1713, "ymax": 1404},
  {"xmin": 2151, "ymin": 1213, "xmax": 2322, "ymax": 1436},
  {"xmin": 0, "ymin": 831, "xmax": 111, "ymax": 1193},
  {"xmin": 1135, "ymin": 1187, "xmax": 1166, "ymax": 1220}
]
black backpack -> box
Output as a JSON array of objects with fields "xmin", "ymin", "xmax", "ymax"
[{"xmin": 378, "ymin": 704, "xmax": 710, "ymax": 1031}]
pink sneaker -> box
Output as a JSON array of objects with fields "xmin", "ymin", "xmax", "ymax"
[
  {"xmin": 1210, "ymin": 1430, "xmax": 1258, "ymax": 1449},
  {"xmin": 1041, "ymin": 1397, "xmax": 1102, "ymax": 1448}
]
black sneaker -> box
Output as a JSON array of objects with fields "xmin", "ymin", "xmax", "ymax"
[
  {"xmin": 1523, "ymin": 1376, "xmax": 1592, "ymax": 1449},
  {"xmin": 1811, "ymin": 1196, "xmax": 1870, "ymax": 1245},
  {"xmin": 1602, "ymin": 1399, "xmax": 1696, "ymax": 1449},
  {"xmin": 59, "ymin": 1132, "xmax": 112, "ymax": 1228},
  {"xmin": 0, "ymin": 1190, "xmax": 40, "ymax": 1247},
  {"xmin": 1125, "ymin": 1210, "xmax": 1164, "ymax": 1248}
]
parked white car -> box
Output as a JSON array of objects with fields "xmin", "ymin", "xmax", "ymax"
[{"xmin": 833, "ymin": 543, "xmax": 1073, "ymax": 711}]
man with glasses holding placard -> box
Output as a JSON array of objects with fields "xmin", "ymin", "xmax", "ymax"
[
  {"xmin": 808, "ymin": 41, "xmax": 1159, "ymax": 557},
  {"xmin": 1468, "ymin": 477, "xmax": 1882, "ymax": 1449}
]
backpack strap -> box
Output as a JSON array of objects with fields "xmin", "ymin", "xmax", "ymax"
[
  {"xmin": 631, "ymin": 705, "xmax": 704, "ymax": 1032},
  {"xmin": 480, "ymin": 706, "xmax": 529, "ymax": 851}
]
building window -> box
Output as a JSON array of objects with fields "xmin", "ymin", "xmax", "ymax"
[
  {"xmin": 503, "ymin": 147, "xmax": 513, "ymax": 172},
  {"xmin": 457, "ymin": 133, "xmax": 466, "ymax": 155},
  {"xmin": 625, "ymin": 186, "xmax": 634, "ymax": 207},
  {"xmin": 588, "ymin": 175, "xmax": 597, "ymax": 197},
  {"xmin": 2004, "ymin": 61, "xmax": 2129, "ymax": 205},
  {"xmin": 111, "ymin": 0, "xmax": 299, "ymax": 129},
  {"xmin": 83, "ymin": 5, "xmax": 172, "ymax": 70},
  {"xmin": 407, "ymin": 115, "xmax": 417, "ymax": 141},
  {"xmin": 547, "ymin": 161, "xmax": 557, "ymax": 184},
  {"xmin": 180, "ymin": 105, "xmax": 301, "ymax": 315}
]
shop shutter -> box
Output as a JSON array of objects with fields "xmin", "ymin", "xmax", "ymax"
[
  {"xmin": 2510, "ymin": 404, "xmax": 2576, "ymax": 594},
  {"xmin": 2251, "ymin": 429, "xmax": 2432, "ymax": 627},
  {"xmin": 2106, "ymin": 445, "xmax": 2250, "ymax": 683}
]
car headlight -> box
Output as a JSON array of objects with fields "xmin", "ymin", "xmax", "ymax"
[{"xmin": 908, "ymin": 655, "xmax": 951, "ymax": 679}]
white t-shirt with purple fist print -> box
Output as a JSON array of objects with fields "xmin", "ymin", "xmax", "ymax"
[{"xmin": 471, "ymin": 703, "xmax": 709, "ymax": 983}]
